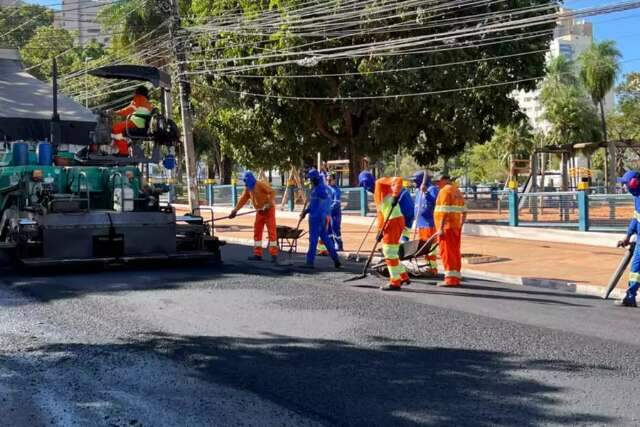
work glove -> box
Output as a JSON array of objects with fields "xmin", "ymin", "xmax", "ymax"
[
  {"xmin": 262, "ymin": 203, "xmax": 272, "ymax": 211},
  {"xmin": 228, "ymin": 210, "xmax": 237, "ymax": 219},
  {"xmin": 392, "ymin": 195, "xmax": 400, "ymax": 206},
  {"xmin": 618, "ymin": 236, "xmax": 632, "ymax": 248}
]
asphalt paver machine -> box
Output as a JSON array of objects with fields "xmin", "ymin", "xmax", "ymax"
[{"xmin": 0, "ymin": 49, "xmax": 223, "ymax": 268}]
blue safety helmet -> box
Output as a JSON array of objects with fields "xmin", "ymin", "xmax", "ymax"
[
  {"xmin": 413, "ymin": 171, "xmax": 431, "ymax": 187},
  {"xmin": 358, "ymin": 171, "xmax": 375, "ymax": 193},
  {"xmin": 307, "ymin": 168, "xmax": 322, "ymax": 186},
  {"xmin": 242, "ymin": 171, "xmax": 257, "ymax": 191},
  {"xmin": 618, "ymin": 170, "xmax": 640, "ymax": 196}
]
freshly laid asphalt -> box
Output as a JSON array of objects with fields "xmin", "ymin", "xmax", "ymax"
[{"xmin": 1, "ymin": 244, "xmax": 640, "ymax": 426}]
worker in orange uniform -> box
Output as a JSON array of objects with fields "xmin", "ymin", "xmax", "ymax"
[
  {"xmin": 359, "ymin": 171, "xmax": 410, "ymax": 291},
  {"xmin": 229, "ymin": 171, "xmax": 279, "ymax": 263},
  {"xmin": 110, "ymin": 86, "xmax": 154, "ymax": 157},
  {"xmin": 434, "ymin": 174, "xmax": 467, "ymax": 287}
]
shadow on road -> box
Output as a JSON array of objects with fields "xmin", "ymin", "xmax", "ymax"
[{"xmin": 2, "ymin": 332, "xmax": 615, "ymax": 426}]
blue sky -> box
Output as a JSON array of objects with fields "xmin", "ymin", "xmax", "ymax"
[{"xmin": 28, "ymin": 0, "xmax": 640, "ymax": 77}]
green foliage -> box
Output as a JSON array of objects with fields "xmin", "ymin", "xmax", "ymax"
[
  {"xmin": 578, "ymin": 41, "xmax": 621, "ymax": 106},
  {"xmin": 20, "ymin": 26, "xmax": 78, "ymax": 80},
  {"xmin": 186, "ymin": 0, "xmax": 554, "ymax": 182},
  {"xmin": 0, "ymin": 5, "xmax": 53, "ymax": 48},
  {"xmin": 609, "ymin": 72, "xmax": 640, "ymax": 141},
  {"xmin": 539, "ymin": 56, "xmax": 601, "ymax": 146}
]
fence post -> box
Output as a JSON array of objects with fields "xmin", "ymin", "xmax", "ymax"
[
  {"xmin": 359, "ymin": 187, "xmax": 368, "ymax": 217},
  {"xmin": 231, "ymin": 184, "xmax": 238, "ymax": 207},
  {"xmin": 578, "ymin": 190, "xmax": 589, "ymax": 232},
  {"xmin": 508, "ymin": 190, "xmax": 519, "ymax": 227},
  {"xmin": 287, "ymin": 186, "xmax": 295, "ymax": 212},
  {"xmin": 204, "ymin": 180, "xmax": 214, "ymax": 206}
]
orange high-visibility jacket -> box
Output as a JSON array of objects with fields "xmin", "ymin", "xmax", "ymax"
[
  {"xmin": 235, "ymin": 181, "xmax": 276, "ymax": 211},
  {"xmin": 434, "ymin": 183, "xmax": 466, "ymax": 230},
  {"xmin": 115, "ymin": 95, "xmax": 154, "ymax": 128},
  {"xmin": 374, "ymin": 177, "xmax": 404, "ymax": 229}
]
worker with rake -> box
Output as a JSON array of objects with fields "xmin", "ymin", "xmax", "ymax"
[
  {"xmin": 359, "ymin": 171, "xmax": 410, "ymax": 291},
  {"xmin": 229, "ymin": 171, "xmax": 279, "ymax": 263}
]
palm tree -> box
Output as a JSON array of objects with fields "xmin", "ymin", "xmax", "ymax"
[{"xmin": 578, "ymin": 40, "xmax": 621, "ymax": 189}]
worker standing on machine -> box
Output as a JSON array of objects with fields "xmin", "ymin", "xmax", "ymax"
[
  {"xmin": 229, "ymin": 171, "xmax": 279, "ymax": 262},
  {"xmin": 434, "ymin": 174, "xmax": 466, "ymax": 287},
  {"xmin": 413, "ymin": 171, "xmax": 439, "ymax": 276},
  {"xmin": 300, "ymin": 169, "xmax": 341, "ymax": 269},
  {"xmin": 359, "ymin": 171, "xmax": 410, "ymax": 291},
  {"xmin": 327, "ymin": 173, "xmax": 344, "ymax": 251},
  {"xmin": 615, "ymin": 170, "xmax": 640, "ymax": 307},
  {"xmin": 110, "ymin": 86, "xmax": 153, "ymax": 157}
]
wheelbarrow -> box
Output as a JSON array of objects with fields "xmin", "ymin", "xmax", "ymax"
[{"xmin": 371, "ymin": 237, "xmax": 439, "ymax": 278}]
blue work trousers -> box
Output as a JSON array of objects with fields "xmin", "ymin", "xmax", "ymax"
[
  {"xmin": 329, "ymin": 208, "xmax": 343, "ymax": 250},
  {"xmin": 625, "ymin": 243, "xmax": 640, "ymax": 302},
  {"xmin": 307, "ymin": 216, "xmax": 339, "ymax": 265}
]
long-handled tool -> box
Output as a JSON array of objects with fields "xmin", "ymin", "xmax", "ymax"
[
  {"xmin": 213, "ymin": 210, "xmax": 256, "ymax": 222},
  {"xmin": 345, "ymin": 198, "xmax": 399, "ymax": 283},
  {"xmin": 354, "ymin": 215, "xmax": 377, "ymax": 262},
  {"xmin": 604, "ymin": 241, "xmax": 635, "ymax": 300}
]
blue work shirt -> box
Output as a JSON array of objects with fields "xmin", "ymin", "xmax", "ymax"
[
  {"xmin": 306, "ymin": 183, "xmax": 332, "ymax": 220},
  {"xmin": 329, "ymin": 184, "xmax": 341, "ymax": 213},
  {"xmin": 626, "ymin": 196, "xmax": 640, "ymax": 237},
  {"xmin": 398, "ymin": 188, "xmax": 415, "ymax": 229},
  {"xmin": 414, "ymin": 184, "xmax": 439, "ymax": 228}
]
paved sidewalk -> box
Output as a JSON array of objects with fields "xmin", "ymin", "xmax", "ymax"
[{"xmin": 179, "ymin": 207, "xmax": 629, "ymax": 297}]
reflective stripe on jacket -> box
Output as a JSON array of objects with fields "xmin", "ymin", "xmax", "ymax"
[
  {"xmin": 434, "ymin": 183, "xmax": 466, "ymax": 230},
  {"xmin": 116, "ymin": 94, "xmax": 153, "ymax": 128}
]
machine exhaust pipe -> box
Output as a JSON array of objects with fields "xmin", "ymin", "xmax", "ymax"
[{"xmin": 50, "ymin": 57, "xmax": 61, "ymax": 146}]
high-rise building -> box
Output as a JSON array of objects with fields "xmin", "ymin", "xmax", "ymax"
[
  {"xmin": 513, "ymin": 10, "xmax": 615, "ymax": 132},
  {"xmin": 54, "ymin": 0, "xmax": 111, "ymax": 46}
]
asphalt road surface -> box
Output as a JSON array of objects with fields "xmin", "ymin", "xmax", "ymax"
[{"xmin": 1, "ymin": 244, "xmax": 640, "ymax": 426}]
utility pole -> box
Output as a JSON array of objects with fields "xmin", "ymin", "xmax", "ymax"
[{"xmin": 165, "ymin": 0, "xmax": 199, "ymax": 211}]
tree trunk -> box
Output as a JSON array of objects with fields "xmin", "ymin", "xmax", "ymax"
[
  {"xmin": 600, "ymin": 100, "xmax": 616, "ymax": 192},
  {"xmin": 220, "ymin": 156, "xmax": 233, "ymax": 185},
  {"xmin": 346, "ymin": 139, "xmax": 361, "ymax": 186}
]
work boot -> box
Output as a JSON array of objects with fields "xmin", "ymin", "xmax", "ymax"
[
  {"xmin": 247, "ymin": 255, "xmax": 263, "ymax": 261},
  {"xmin": 380, "ymin": 284, "xmax": 402, "ymax": 291},
  {"xmin": 334, "ymin": 259, "xmax": 342, "ymax": 269},
  {"xmin": 437, "ymin": 282, "xmax": 460, "ymax": 288},
  {"xmin": 615, "ymin": 298, "xmax": 637, "ymax": 307}
]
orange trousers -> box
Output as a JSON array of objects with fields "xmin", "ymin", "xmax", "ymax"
[
  {"xmin": 418, "ymin": 227, "xmax": 438, "ymax": 274},
  {"xmin": 382, "ymin": 217, "xmax": 409, "ymax": 287},
  {"xmin": 254, "ymin": 207, "xmax": 278, "ymax": 257},
  {"xmin": 111, "ymin": 121, "xmax": 136, "ymax": 156},
  {"xmin": 439, "ymin": 227, "xmax": 462, "ymax": 285}
]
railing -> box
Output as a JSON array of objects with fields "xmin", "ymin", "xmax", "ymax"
[
  {"xmin": 196, "ymin": 183, "xmax": 372, "ymax": 216},
  {"xmin": 501, "ymin": 190, "xmax": 634, "ymax": 232}
]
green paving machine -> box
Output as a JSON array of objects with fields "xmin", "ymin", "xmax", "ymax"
[{"xmin": 0, "ymin": 48, "xmax": 223, "ymax": 268}]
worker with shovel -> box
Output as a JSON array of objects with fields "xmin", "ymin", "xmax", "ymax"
[
  {"xmin": 300, "ymin": 169, "xmax": 341, "ymax": 269},
  {"xmin": 413, "ymin": 171, "xmax": 439, "ymax": 276},
  {"xmin": 229, "ymin": 171, "xmax": 279, "ymax": 262},
  {"xmin": 359, "ymin": 171, "xmax": 410, "ymax": 291},
  {"xmin": 614, "ymin": 170, "xmax": 640, "ymax": 307}
]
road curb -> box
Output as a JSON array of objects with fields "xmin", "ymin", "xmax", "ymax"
[{"xmin": 218, "ymin": 236, "xmax": 626, "ymax": 300}]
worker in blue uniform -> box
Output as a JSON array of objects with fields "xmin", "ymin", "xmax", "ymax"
[
  {"xmin": 327, "ymin": 173, "xmax": 343, "ymax": 251},
  {"xmin": 617, "ymin": 170, "xmax": 640, "ymax": 307},
  {"xmin": 413, "ymin": 171, "xmax": 440, "ymax": 275},
  {"xmin": 300, "ymin": 169, "xmax": 341, "ymax": 269},
  {"xmin": 398, "ymin": 183, "xmax": 415, "ymax": 243}
]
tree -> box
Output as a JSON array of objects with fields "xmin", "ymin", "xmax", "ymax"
[
  {"xmin": 540, "ymin": 56, "xmax": 601, "ymax": 147},
  {"xmin": 0, "ymin": 5, "xmax": 53, "ymax": 48},
  {"xmin": 20, "ymin": 26, "xmax": 79, "ymax": 80},
  {"xmin": 187, "ymin": 0, "xmax": 555, "ymax": 184},
  {"xmin": 578, "ymin": 40, "xmax": 621, "ymax": 187}
]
